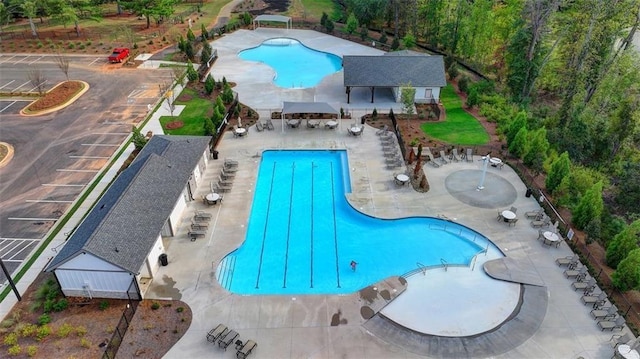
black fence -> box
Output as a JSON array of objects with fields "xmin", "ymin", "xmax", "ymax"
[{"xmin": 102, "ymin": 298, "xmax": 139, "ymax": 359}]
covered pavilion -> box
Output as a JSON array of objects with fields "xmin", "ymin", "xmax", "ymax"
[{"xmin": 280, "ymin": 101, "xmax": 341, "ymax": 132}]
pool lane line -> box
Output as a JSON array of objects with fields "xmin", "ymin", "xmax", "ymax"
[
  {"xmin": 255, "ymin": 161, "xmax": 277, "ymax": 289},
  {"xmin": 310, "ymin": 162, "xmax": 315, "ymax": 289},
  {"xmin": 331, "ymin": 163, "xmax": 341, "ymax": 288},
  {"xmin": 282, "ymin": 162, "xmax": 295, "ymax": 288}
]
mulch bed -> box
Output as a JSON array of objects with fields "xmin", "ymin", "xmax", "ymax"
[{"xmin": 24, "ymin": 81, "xmax": 84, "ymax": 112}]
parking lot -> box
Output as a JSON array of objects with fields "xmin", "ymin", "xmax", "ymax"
[{"xmin": 0, "ymin": 54, "xmax": 174, "ymax": 279}]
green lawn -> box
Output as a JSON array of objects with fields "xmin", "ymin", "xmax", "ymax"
[
  {"xmin": 421, "ymin": 84, "xmax": 489, "ymax": 145},
  {"xmin": 159, "ymin": 88, "xmax": 212, "ymax": 135}
]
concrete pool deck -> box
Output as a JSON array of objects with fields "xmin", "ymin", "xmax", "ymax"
[{"xmin": 143, "ymin": 29, "xmax": 630, "ymax": 359}]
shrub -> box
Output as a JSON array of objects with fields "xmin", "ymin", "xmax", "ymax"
[
  {"xmin": 20, "ymin": 323, "xmax": 38, "ymax": 338},
  {"xmin": 457, "ymin": 76, "xmax": 470, "ymax": 94},
  {"xmin": 612, "ymin": 248, "xmax": 640, "ymax": 291},
  {"xmin": 204, "ymin": 75, "xmax": 215, "ymax": 95},
  {"xmin": 43, "ymin": 299, "xmax": 54, "ymax": 313},
  {"xmin": 99, "ymin": 300, "xmax": 109, "ymax": 311},
  {"xmin": 391, "ymin": 38, "xmax": 399, "ymax": 50},
  {"xmin": 447, "ymin": 63, "xmax": 459, "ymax": 80},
  {"xmin": 53, "ymin": 298, "xmax": 68, "ymax": 312},
  {"xmin": 7, "ymin": 344, "xmax": 21, "ymax": 356},
  {"xmin": 379, "ymin": 33, "xmax": 387, "ymax": 44},
  {"xmin": 148, "ymin": 40, "xmax": 153, "ymax": 45},
  {"xmin": 176, "ymin": 307, "xmax": 185, "ymax": 313},
  {"xmin": 4, "ymin": 332, "xmax": 18, "ymax": 346},
  {"xmin": 68, "ymin": 43, "xmax": 75, "ymax": 49},
  {"xmin": 186, "ymin": 28, "xmax": 195, "ymax": 42},
  {"xmin": 151, "ymin": 302, "xmax": 160, "ymax": 310},
  {"xmin": 36, "ymin": 325, "xmax": 52, "ymax": 341},
  {"xmin": 80, "ymin": 338, "xmax": 91, "ymax": 348},
  {"xmin": 38, "ymin": 313, "xmax": 51, "ymax": 325},
  {"xmin": 26, "ymin": 345, "xmax": 37, "ymax": 357},
  {"xmin": 372, "ymin": 108, "xmax": 378, "ymax": 120},
  {"xmin": 75, "ymin": 326, "xmax": 87, "ymax": 337},
  {"xmin": 57, "ymin": 323, "xmax": 74, "ymax": 338}
]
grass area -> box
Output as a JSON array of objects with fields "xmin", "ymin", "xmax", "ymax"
[
  {"xmin": 159, "ymin": 88, "xmax": 210, "ymax": 135},
  {"xmin": 421, "ymin": 84, "xmax": 489, "ymax": 145},
  {"xmin": 288, "ymin": 0, "xmax": 339, "ymax": 20}
]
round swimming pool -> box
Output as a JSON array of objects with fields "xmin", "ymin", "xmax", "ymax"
[
  {"xmin": 238, "ymin": 38, "xmax": 342, "ymax": 88},
  {"xmin": 217, "ymin": 150, "xmax": 500, "ymax": 295}
]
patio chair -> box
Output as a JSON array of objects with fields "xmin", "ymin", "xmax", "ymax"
[
  {"xmin": 465, "ymin": 148, "xmax": 473, "ymax": 162},
  {"xmin": 266, "ymin": 119, "xmax": 275, "ymax": 131},
  {"xmin": 439, "ymin": 150, "xmax": 450, "ymax": 165},
  {"xmin": 236, "ymin": 339, "xmax": 257, "ymax": 359},
  {"xmin": 206, "ymin": 324, "xmax": 228, "ymax": 343},
  {"xmin": 582, "ymin": 291, "xmax": 607, "ymax": 308},
  {"xmin": 509, "ymin": 206, "xmax": 518, "ymax": 214},
  {"xmin": 225, "ymin": 158, "xmax": 239, "ymax": 166},
  {"xmin": 598, "ymin": 316, "xmax": 625, "ymax": 331},
  {"xmin": 564, "ymin": 265, "xmax": 587, "ymax": 280},
  {"xmin": 376, "ymin": 125, "xmax": 389, "ymax": 135},
  {"xmin": 219, "ymin": 330, "xmax": 239, "ymax": 350},
  {"xmin": 525, "ymin": 209, "xmax": 543, "ymax": 219},
  {"xmin": 427, "ymin": 152, "xmax": 441, "ymax": 167},
  {"xmin": 572, "ymin": 277, "xmax": 596, "ymax": 292},
  {"xmin": 556, "ymin": 254, "xmax": 579, "ymax": 267},
  {"xmin": 188, "ymin": 230, "xmax": 206, "ymax": 241},
  {"xmin": 508, "ymin": 218, "xmax": 518, "ymax": 227},
  {"xmin": 217, "ymin": 180, "xmax": 233, "ymax": 192},
  {"xmin": 451, "ymin": 148, "xmax": 462, "ymax": 162},
  {"xmin": 609, "ymin": 332, "xmax": 633, "ymax": 351},
  {"xmin": 386, "ymin": 158, "xmax": 403, "ymax": 169},
  {"xmin": 218, "ymin": 175, "xmax": 233, "ymax": 185},
  {"xmin": 191, "ymin": 220, "xmax": 208, "ymax": 231},
  {"xmin": 593, "ymin": 305, "xmax": 618, "ymax": 321},
  {"xmin": 194, "ymin": 210, "xmax": 212, "ymax": 219},
  {"xmin": 255, "ymin": 121, "xmax": 264, "ymax": 132},
  {"xmin": 221, "ymin": 167, "xmax": 236, "ymax": 179},
  {"xmin": 531, "ymin": 216, "xmax": 551, "ymax": 228}
]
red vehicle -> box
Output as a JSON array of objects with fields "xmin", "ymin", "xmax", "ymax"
[{"xmin": 108, "ymin": 47, "xmax": 130, "ymax": 63}]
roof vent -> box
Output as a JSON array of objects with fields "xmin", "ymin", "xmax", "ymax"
[{"xmin": 114, "ymin": 247, "xmax": 119, "ymax": 252}]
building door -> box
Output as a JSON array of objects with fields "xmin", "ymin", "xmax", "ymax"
[{"xmin": 424, "ymin": 89, "xmax": 433, "ymax": 102}]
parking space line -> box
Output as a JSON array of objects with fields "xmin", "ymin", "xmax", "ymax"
[
  {"xmin": 25, "ymin": 199, "xmax": 74, "ymax": 203},
  {"xmin": 0, "ymin": 55, "xmax": 17, "ymax": 63},
  {"xmin": 13, "ymin": 81, "xmax": 31, "ymax": 92},
  {"xmin": 27, "ymin": 80, "xmax": 47, "ymax": 93},
  {"xmin": 0, "ymin": 241, "xmax": 21, "ymax": 257},
  {"xmin": 0, "ymin": 101, "xmax": 17, "ymax": 113},
  {"xmin": 80, "ymin": 143, "xmax": 121, "ymax": 147},
  {"xmin": 7, "ymin": 217, "xmax": 59, "ymax": 221},
  {"xmin": 56, "ymin": 169, "xmax": 100, "ymax": 172},
  {"xmin": 0, "ymin": 238, "xmax": 41, "ymax": 241},
  {"xmin": 69, "ymin": 155, "xmax": 110, "ymax": 159},
  {"xmin": 0, "ymin": 80, "xmax": 15, "ymax": 90},
  {"xmin": 8, "ymin": 242, "xmax": 38, "ymax": 261},
  {"xmin": 42, "ymin": 184, "xmax": 86, "ymax": 187},
  {"xmin": 92, "ymin": 132, "xmax": 129, "ymax": 135},
  {"xmin": 28, "ymin": 56, "xmax": 43, "ymax": 65},
  {"xmin": 13, "ymin": 56, "xmax": 31, "ymax": 64},
  {"xmin": 89, "ymin": 58, "xmax": 103, "ymax": 66}
]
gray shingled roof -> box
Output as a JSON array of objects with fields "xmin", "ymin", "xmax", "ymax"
[
  {"xmin": 254, "ymin": 14, "xmax": 291, "ymax": 23},
  {"xmin": 46, "ymin": 136, "xmax": 210, "ymax": 274},
  {"xmin": 282, "ymin": 102, "xmax": 339, "ymax": 115},
  {"xmin": 343, "ymin": 55, "xmax": 446, "ymax": 87}
]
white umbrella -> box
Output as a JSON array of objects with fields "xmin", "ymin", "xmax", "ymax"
[{"xmin": 238, "ymin": 116, "xmax": 242, "ymax": 128}]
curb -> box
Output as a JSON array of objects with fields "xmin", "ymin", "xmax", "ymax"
[
  {"xmin": 0, "ymin": 142, "xmax": 15, "ymax": 169},
  {"xmin": 20, "ymin": 80, "xmax": 90, "ymax": 117}
]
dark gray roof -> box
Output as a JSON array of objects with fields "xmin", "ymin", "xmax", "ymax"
[
  {"xmin": 46, "ymin": 135, "xmax": 210, "ymax": 273},
  {"xmin": 343, "ymin": 55, "xmax": 446, "ymax": 87},
  {"xmin": 384, "ymin": 50, "xmax": 428, "ymax": 56},
  {"xmin": 282, "ymin": 102, "xmax": 339, "ymax": 115},
  {"xmin": 254, "ymin": 14, "xmax": 291, "ymax": 22}
]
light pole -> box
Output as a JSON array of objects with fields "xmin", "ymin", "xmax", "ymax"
[{"xmin": 477, "ymin": 154, "xmax": 490, "ymax": 191}]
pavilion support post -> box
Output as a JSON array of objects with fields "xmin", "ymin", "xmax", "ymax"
[
  {"xmin": 346, "ymin": 86, "xmax": 351, "ymax": 104},
  {"xmin": 370, "ymin": 87, "xmax": 375, "ymax": 103}
]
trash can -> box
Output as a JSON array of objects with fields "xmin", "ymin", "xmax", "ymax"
[
  {"xmin": 525, "ymin": 188, "xmax": 533, "ymax": 198},
  {"xmin": 361, "ymin": 116, "xmax": 366, "ymax": 125},
  {"xmin": 211, "ymin": 150, "xmax": 219, "ymax": 160},
  {"xmin": 159, "ymin": 253, "xmax": 168, "ymax": 266}
]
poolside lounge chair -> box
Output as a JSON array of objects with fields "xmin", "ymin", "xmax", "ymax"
[
  {"xmin": 255, "ymin": 121, "xmax": 264, "ymax": 132},
  {"xmin": 592, "ymin": 305, "xmax": 618, "ymax": 321},
  {"xmin": 525, "ymin": 209, "xmax": 544, "ymax": 219},
  {"xmin": 531, "ymin": 216, "xmax": 551, "ymax": 228},
  {"xmin": 206, "ymin": 324, "xmax": 228, "ymax": 343},
  {"xmin": 451, "ymin": 148, "xmax": 462, "ymax": 162},
  {"xmin": 236, "ymin": 340, "xmax": 257, "ymax": 359},
  {"xmin": 221, "ymin": 167, "xmax": 236, "ymax": 179},
  {"xmin": 217, "ymin": 180, "xmax": 233, "ymax": 192},
  {"xmin": 564, "ymin": 266, "xmax": 587, "ymax": 280},
  {"xmin": 582, "ymin": 291, "xmax": 607, "ymax": 308},
  {"xmin": 427, "ymin": 152, "xmax": 440, "ymax": 167},
  {"xmin": 439, "ymin": 150, "xmax": 450, "ymax": 165},
  {"xmin": 556, "ymin": 254, "xmax": 579, "ymax": 267},
  {"xmin": 598, "ymin": 316, "xmax": 625, "ymax": 331},
  {"xmin": 188, "ymin": 230, "xmax": 206, "ymax": 241},
  {"xmin": 191, "ymin": 220, "xmax": 208, "ymax": 231},
  {"xmin": 194, "ymin": 210, "xmax": 212, "ymax": 219},
  {"xmin": 219, "ymin": 330, "xmax": 239, "ymax": 350},
  {"xmin": 376, "ymin": 125, "xmax": 389, "ymax": 135},
  {"xmin": 266, "ymin": 119, "xmax": 275, "ymax": 131},
  {"xmin": 572, "ymin": 277, "xmax": 596, "ymax": 292},
  {"xmin": 465, "ymin": 148, "xmax": 473, "ymax": 162},
  {"xmin": 609, "ymin": 332, "xmax": 633, "ymax": 350}
]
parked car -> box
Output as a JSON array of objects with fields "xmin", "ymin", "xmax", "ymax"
[{"xmin": 108, "ymin": 48, "xmax": 130, "ymax": 63}]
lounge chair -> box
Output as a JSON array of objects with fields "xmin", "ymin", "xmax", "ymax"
[
  {"xmin": 531, "ymin": 216, "xmax": 551, "ymax": 228},
  {"xmin": 572, "ymin": 277, "xmax": 596, "ymax": 292},
  {"xmin": 225, "ymin": 158, "xmax": 239, "ymax": 166},
  {"xmin": 236, "ymin": 339, "xmax": 257, "ymax": 359},
  {"xmin": 376, "ymin": 125, "xmax": 389, "ymax": 135},
  {"xmin": 465, "ymin": 148, "xmax": 473, "ymax": 162},
  {"xmin": 582, "ymin": 291, "xmax": 607, "ymax": 308},
  {"xmin": 427, "ymin": 152, "xmax": 440, "ymax": 167},
  {"xmin": 451, "ymin": 148, "xmax": 462, "ymax": 162},
  {"xmin": 525, "ymin": 210, "xmax": 543, "ymax": 219},
  {"xmin": 598, "ymin": 316, "xmax": 625, "ymax": 331},
  {"xmin": 188, "ymin": 230, "xmax": 206, "ymax": 241},
  {"xmin": 439, "ymin": 150, "xmax": 450, "ymax": 165},
  {"xmin": 556, "ymin": 254, "xmax": 579, "ymax": 267},
  {"xmin": 266, "ymin": 119, "xmax": 275, "ymax": 131},
  {"xmin": 219, "ymin": 329, "xmax": 239, "ymax": 350},
  {"xmin": 206, "ymin": 324, "xmax": 228, "ymax": 343},
  {"xmin": 221, "ymin": 168, "xmax": 236, "ymax": 179},
  {"xmin": 386, "ymin": 158, "xmax": 403, "ymax": 169},
  {"xmin": 217, "ymin": 180, "xmax": 233, "ymax": 192},
  {"xmin": 564, "ymin": 266, "xmax": 586, "ymax": 280},
  {"xmin": 255, "ymin": 121, "xmax": 264, "ymax": 132},
  {"xmin": 592, "ymin": 305, "xmax": 618, "ymax": 321},
  {"xmin": 191, "ymin": 220, "xmax": 208, "ymax": 231}
]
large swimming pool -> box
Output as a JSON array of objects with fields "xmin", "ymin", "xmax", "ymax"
[
  {"xmin": 238, "ymin": 38, "xmax": 342, "ymax": 88},
  {"xmin": 216, "ymin": 150, "xmax": 492, "ymax": 295}
]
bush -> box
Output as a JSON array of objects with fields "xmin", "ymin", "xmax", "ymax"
[
  {"xmin": 447, "ymin": 63, "xmax": 459, "ymax": 80},
  {"xmin": 75, "ymin": 326, "xmax": 87, "ymax": 337},
  {"xmin": 7, "ymin": 344, "xmax": 21, "ymax": 356},
  {"xmin": 4, "ymin": 332, "xmax": 18, "ymax": 346},
  {"xmin": 20, "ymin": 323, "xmax": 38, "ymax": 338},
  {"xmin": 99, "ymin": 300, "xmax": 109, "ymax": 311},
  {"xmin": 36, "ymin": 325, "xmax": 52, "ymax": 341},
  {"xmin": 43, "ymin": 299, "xmax": 54, "ymax": 313},
  {"xmin": 379, "ymin": 33, "xmax": 387, "ymax": 44},
  {"xmin": 57, "ymin": 323, "xmax": 74, "ymax": 338},
  {"xmin": 457, "ymin": 76, "xmax": 470, "ymax": 94},
  {"xmin": 26, "ymin": 345, "xmax": 37, "ymax": 357},
  {"xmin": 391, "ymin": 38, "xmax": 399, "ymax": 50},
  {"xmin": 53, "ymin": 298, "xmax": 68, "ymax": 312},
  {"xmin": 80, "ymin": 338, "xmax": 91, "ymax": 348},
  {"xmin": 38, "ymin": 314, "xmax": 51, "ymax": 325},
  {"xmin": 204, "ymin": 75, "xmax": 215, "ymax": 95},
  {"xmin": 151, "ymin": 302, "xmax": 160, "ymax": 310}
]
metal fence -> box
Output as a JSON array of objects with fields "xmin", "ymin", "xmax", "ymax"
[{"xmin": 102, "ymin": 298, "xmax": 138, "ymax": 359}]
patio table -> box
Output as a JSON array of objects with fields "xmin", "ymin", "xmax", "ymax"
[{"xmin": 616, "ymin": 345, "xmax": 640, "ymax": 359}]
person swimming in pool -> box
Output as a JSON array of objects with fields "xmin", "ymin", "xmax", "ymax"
[{"xmin": 350, "ymin": 260, "xmax": 357, "ymax": 271}]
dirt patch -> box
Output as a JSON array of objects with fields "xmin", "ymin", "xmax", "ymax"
[
  {"xmin": 23, "ymin": 81, "xmax": 84, "ymax": 113},
  {"xmin": 0, "ymin": 273, "xmax": 191, "ymax": 359},
  {"xmin": 165, "ymin": 121, "xmax": 184, "ymax": 130}
]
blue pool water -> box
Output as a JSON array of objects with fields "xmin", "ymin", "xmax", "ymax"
[
  {"xmin": 216, "ymin": 150, "xmax": 490, "ymax": 295},
  {"xmin": 238, "ymin": 38, "xmax": 342, "ymax": 88}
]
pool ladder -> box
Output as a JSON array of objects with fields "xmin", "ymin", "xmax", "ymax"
[
  {"xmin": 440, "ymin": 258, "xmax": 448, "ymax": 272},
  {"xmin": 218, "ymin": 256, "xmax": 236, "ymax": 290},
  {"xmin": 416, "ymin": 262, "xmax": 427, "ymax": 276}
]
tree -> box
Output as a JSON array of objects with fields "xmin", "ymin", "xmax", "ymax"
[
  {"xmin": 54, "ymin": 49, "xmax": 70, "ymax": 81},
  {"xmin": 508, "ymin": 126, "xmax": 528, "ymax": 158},
  {"xmin": 346, "ymin": 13, "xmax": 359, "ymax": 34},
  {"xmin": 402, "ymin": 33, "xmax": 416, "ymax": 49},
  {"xmin": 204, "ymin": 75, "xmax": 215, "ymax": 95},
  {"xmin": 184, "ymin": 41, "xmax": 195, "ymax": 61},
  {"xmin": 122, "ymin": 0, "xmax": 177, "ymax": 29},
  {"xmin": 400, "ymin": 83, "xmax": 416, "ymax": 115},
  {"xmin": 200, "ymin": 23, "xmax": 208, "ymax": 40},
  {"xmin": 612, "ymin": 248, "xmax": 640, "ymax": 291},
  {"xmin": 506, "ymin": 111, "xmax": 527, "ymax": 145},
  {"xmin": 523, "ymin": 128, "xmax": 549, "ymax": 170},
  {"xmin": 186, "ymin": 61, "xmax": 198, "ymax": 82},
  {"xmin": 222, "ymin": 86, "xmax": 234, "ymax": 104},
  {"xmin": 573, "ymin": 181, "xmax": 604, "ymax": 230},
  {"xmin": 546, "ymin": 152, "xmax": 570, "ymax": 193},
  {"xmin": 325, "ymin": 19, "xmax": 334, "ymax": 33},
  {"xmin": 348, "ymin": 0, "xmax": 386, "ymax": 27},
  {"xmin": 131, "ymin": 126, "xmax": 147, "ymax": 150},
  {"xmin": 320, "ymin": 12, "xmax": 328, "ymax": 26},
  {"xmin": 27, "ymin": 68, "xmax": 46, "ymax": 96},
  {"xmin": 17, "ymin": 0, "xmax": 38, "ymax": 37},
  {"xmin": 359, "ymin": 26, "xmax": 367, "ymax": 41},
  {"xmin": 606, "ymin": 220, "xmax": 640, "ymax": 269},
  {"xmin": 616, "ymin": 162, "xmax": 640, "ymax": 216},
  {"xmin": 391, "ymin": 37, "xmax": 400, "ymax": 50},
  {"xmin": 186, "ymin": 28, "xmax": 195, "ymax": 42},
  {"xmin": 200, "ymin": 42, "xmax": 212, "ymax": 66},
  {"xmin": 204, "ymin": 116, "xmax": 215, "ymax": 136}
]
